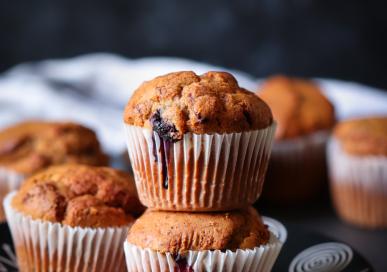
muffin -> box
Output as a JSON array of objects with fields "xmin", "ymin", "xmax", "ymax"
[
  {"xmin": 124, "ymin": 207, "xmax": 286, "ymax": 272},
  {"xmin": 328, "ymin": 117, "xmax": 387, "ymax": 228},
  {"xmin": 257, "ymin": 75, "xmax": 335, "ymax": 203},
  {"xmin": 124, "ymin": 71, "xmax": 275, "ymax": 211},
  {"xmin": 4, "ymin": 164, "xmax": 143, "ymax": 272},
  {"xmin": 0, "ymin": 121, "xmax": 108, "ymax": 221}
]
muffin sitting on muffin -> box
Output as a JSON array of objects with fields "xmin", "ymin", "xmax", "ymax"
[
  {"xmin": 328, "ymin": 116, "xmax": 387, "ymax": 228},
  {"xmin": 124, "ymin": 71, "xmax": 275, "ymax": 211},
  {"xmin": 257, "ymin": 75, "xmax": 335, "ymax": 204},
  {"xmin": 4, "ymin": 164, "xmax": 143, "ymax": 272},
  {"xmin": 0, "ymin": 121, "xmax": 108, "ymax": 221},
  {"xmin": 123, "ymin": 71, "xmax": 286, "ymax": 272}
]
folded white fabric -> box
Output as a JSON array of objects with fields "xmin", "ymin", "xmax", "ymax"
[{"xmin": 0, "ymin": 53, "xmax": 386, "ymax": 156}]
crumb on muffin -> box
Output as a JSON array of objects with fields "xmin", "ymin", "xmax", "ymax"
[
  {"xmin": 11, "ymin": 164, "xmax": 144, "ymax": 227},
  {"xmin": 127, "ymin": 207, "xmax": 270, "ymax": 254},
  {"xmin": 124, "ymin": 71, "xmax": 273, "ymax": 141},
  {"xmin": 334, "ymin": 116, "xmax": 387, "ymax": 156},
  {"xmin": 257, "ymin": 75, "xmax": 335, "ymax": 139},
  {"xmin": 0, "ymin": 121, "xmax": 109, "ymax": 175}
]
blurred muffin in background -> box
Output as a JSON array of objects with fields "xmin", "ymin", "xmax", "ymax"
[
  {"xmin": 328, "ymin": 116, "xmax": 387, "ymax": 228},
  {"xmin": 0, "ymin": 121, "xmax": 108, "ymax": 221},
  {"xmin": 124, "ymin": 207, "xmax": 285, "ymax": 271},
  {"xmin": 257, "ymin": 75, "xmax": 335, "ymax": 204},
  {"xmin": 124, "ymin": 71, "xmax": 275, "ymax": 212},
  {"xmin": 4, "ymin": 164, "xmax": 143, "ymax": 271}
]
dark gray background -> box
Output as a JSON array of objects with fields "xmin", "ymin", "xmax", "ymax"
[
  {"xmin": 1, "ymin": 0, "xmax": 386, "ymax": 270},
  {"xmin": 1, "ymin": 0, "xmax": 387, "ymax": 89}
]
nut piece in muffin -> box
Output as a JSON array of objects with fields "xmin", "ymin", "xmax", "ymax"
[
  {"xmin": 329, "ymin": 116, "xmax": 387, "ymax": 228},
  {"xmin": 334, "ymin": 116, "xmax": 387, "ymax": 156},
  {"xmin": 0, "ymin": 121, "xmax": 108, "ymax": 175},
  {"xmin": 11, "ymin": 164, "xmax": 144, "ymax": 227},
  {"xmin": 124, "ymin": 71, "xmax": 273, "ymax": 141},
  {"xmin": 127, "ymin": 207, "xmax": 269, "ymax": 254},
  {"xmin": 258, "ymin": 75, "xmax": 335, "ymax": 139},
  {"xmin": 123, "ymin": 71, "xmax": 276, "ymax": 211}
]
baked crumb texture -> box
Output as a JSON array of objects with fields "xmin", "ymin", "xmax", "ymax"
[
  {"xmin": 334, "ymin": 116, "xmax": 387, "ymax": 156},
  {"xmin": 124, "ymin": 71, "xmax": 273, "ymax": 141},
  {"xmin": 127, "ymin": 207, "xmax": 270, "ymax": 254},
  {"xmin": 0, "ymin": 121, "xmax": 108, "ymax": 175},
  {"xmin": 258, "ymin": 75, "xmax": 335, "ymax": 139},
  {"xmin": 12, "ymin": 164, "xmax": 144, "ymax": 227}
]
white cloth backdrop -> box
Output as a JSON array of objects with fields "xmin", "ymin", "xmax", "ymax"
[{"xmin": 1, "ymin": 53, "xmax": 386, "ymax": 156}]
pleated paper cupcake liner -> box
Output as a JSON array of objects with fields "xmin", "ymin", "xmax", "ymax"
[
  {"xmin": 0, "ymin": 168, "xmax": 24, "ymax": 222},
  {"xmin": 328, "ymin": 139, "xmax": 387, "ymax": 228},
  {"xmin": 263, "ymin": 130, "xmax": 329, "ymax": 203},
  {"xmin": 125, "ymin": 123, "xmax": 276, "ymax": 211},
  {"xmin": 124, "ymin": 216, "xmax": 287, "ymax": 272},
  {"xmin": 4, "ymin": 192, "xmax": 130, "ymax": 272}
]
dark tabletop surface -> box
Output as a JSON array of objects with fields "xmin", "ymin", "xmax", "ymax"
[{"xmin": 256, "ymin": 196, "xmax": 387, "ymax": 272}]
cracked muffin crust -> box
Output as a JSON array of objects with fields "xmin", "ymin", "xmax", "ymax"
[
  {"xmin": 124, "ymin": 71, "xmax": 273, "ymax": 141},
  {"xmin": 127, "ymin": 207, "xmax": 270, "ymax": 254},
  {"xmin": 0, "ymin": 121, "xmax": 108, "ymax": 175},
  {"xmin": 257, "ymin": 75, "xmax": 335, "ymax": 139},
  {"xmin": 334, "ymin": 116, "xmax": 387, "ymax": 156},
  {"xmin": 11, "ymin": 164, "xmax": 144, "ymax": 227}
]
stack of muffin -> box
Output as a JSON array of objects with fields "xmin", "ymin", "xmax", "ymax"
[{"xmin": 123, "ymin": 71, "xmax": 287, "ymax": 271}]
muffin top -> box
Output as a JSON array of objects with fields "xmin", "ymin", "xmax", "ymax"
[
  {"xmin": 0, "ymin": 121, "xmax": 108, "ymax": 175},
  {"xmin": 334, "ymin": 117, "xmax": 387, "ymax": 156},
  {"xmin": 12, "ymin": 164, "xmax": 144, "ymax": 228},
  {"xmin": 127, "ymin": 207, "xmax": 270, "ymax": 254},
  {"xmin": 258, "ymin": 75, "xmax": 335, "ymax": 139},
  {"xmin": 124, "ymin": 71, "xmax": 273, "ymax": 141}
]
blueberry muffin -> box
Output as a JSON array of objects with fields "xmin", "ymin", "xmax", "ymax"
[
  {"xmin": 328, "ymin": 117, "xmax": 387, "ymax": 228},
  {"xmin": 257, "ymin": 75, "xmax": 335, "ymax": 204},
  {"xmin": 5, "ymin": 164, "xmax": 143, "ymax": 272},
  {"xmin": 124, "ymin": 71, "xmax": 275, "ymax": 211}
]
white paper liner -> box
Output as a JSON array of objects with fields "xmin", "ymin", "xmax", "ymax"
[
  {"xmin": 124, "ymin": 123, "xmax": 276, "ymax": 211},
  {"xmin": 263, "ymin": 130, "xmax": 329, "ymax": 202},
  {"xmin": 124, "ymin": 216, "xmax": 286, "ymax": 272},
  {"xmin": 4, "ymin": 192, "xmax": 130, "ymax": 272},
  {"xmin": 327, "ymin": 138, "xmax": 387, "ymax": 227},
  {"xmin": 0, "ymin": 168, "xmax": 24, "ymax": 222},
  {"xmin": 328, "ymin": 139, "xmax": 387, "ymax": 191}
]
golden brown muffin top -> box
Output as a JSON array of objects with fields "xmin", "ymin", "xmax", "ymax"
[
  {"xmin": 12, "ymin": 164, "xmax": 144, "ymax": 228},
  {"xmin": 0, "ymin": 121, "xmax": 108, "ymax": 175},
  {"xmin": 127, "ymin": 207, "xmax": 270, "ymax": 254},
  {"xmin": 258, "ymin": 75, "xmax": 335, "ymax": 139},
  {"xmin": 334, "ymin": 117, "xmax": 387, "ymax": 156},
  {"xmin": 124, "ymin": 71, "xmax": 273, "ymax": 141}
]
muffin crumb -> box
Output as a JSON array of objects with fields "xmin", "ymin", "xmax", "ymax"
[
  {"xmin": 0, "ymin": 121, "xmax": 108, "ymax": 175},
  {"xmin": 12, "ymin": 165, "xmax": 144, "ymax": 227},
  {"xmin": 124, "ymin": 71, "xmax": 273, "ymax": 140},
  {"xmin": 127, "ymin": 207, "xmax": 270, "ymax": 254}
]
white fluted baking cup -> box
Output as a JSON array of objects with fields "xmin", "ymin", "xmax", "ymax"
[
  {"xmin": 4, "ymin": 192, "xmax": 130, "ymax": 272},
  {"xmin": 327, "ymin": 139, "xmax": 387, "ymax": 192},
  {"xmin": 0, "ymin": 168, "xmax": 24, "ymax": 222},
  {"xmin": 264, "ymin": 131, "xmax": 330, "ymax": 202},
  {"xmin": 327, "ymin": 138, "xmax": 387, "ymax": 227},
  {"xmin": 124, "ymin": 216, "xmax": 286, "ymax": 272},
  {"xmin": 124, "ymin": 123, "xmax": 276, "ymax": 211}
]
